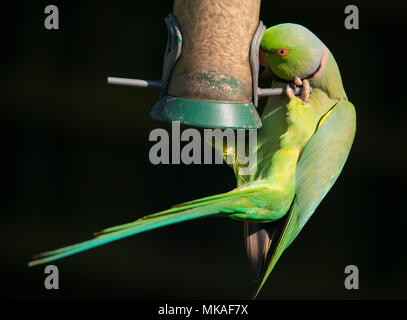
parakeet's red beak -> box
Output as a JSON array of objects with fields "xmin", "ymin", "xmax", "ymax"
[
  {"xmin": 260, "ymin": 68, "xmax": 273, "ymax": 78},
  {"xmin": 259, "ymin": 49, "xmax": 273, "ymax": 78},
  {"xmin": 259, "ymin": 49, "xmax": 269, "ymax": 67}
]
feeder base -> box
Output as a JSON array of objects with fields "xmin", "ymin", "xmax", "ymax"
[{"xmin": 151, "ymin": 95, "xmax": 262, "ymax": 130}]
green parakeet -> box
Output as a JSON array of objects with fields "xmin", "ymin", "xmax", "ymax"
[{"xmin": 28, "ymin": 23, "xmax": 356, "ymax": 298}]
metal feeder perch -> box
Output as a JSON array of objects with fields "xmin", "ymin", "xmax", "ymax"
[{"xmin": 107, "ymin": 0, "xmax": 307, "ymax": 130}]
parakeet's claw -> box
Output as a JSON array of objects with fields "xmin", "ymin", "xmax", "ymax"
[
  {"xmin": 286, "ymin": 84, "xmax": 296, "ymax": 100},
  {"xmin": 286, "ymin": 78, "xmax": 310, "ymax": 105},
  {"xmin": 300, "ymin": 79, "xmax": 311, "ymax": 104},
  {"xmin": 294, "ymin": 76, "xmax": 303, "ymax": 87}
]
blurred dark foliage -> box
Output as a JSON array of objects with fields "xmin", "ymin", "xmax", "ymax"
[{"xmin": 2, "ymin": 0, "xmax": 406, "ymax": 299}]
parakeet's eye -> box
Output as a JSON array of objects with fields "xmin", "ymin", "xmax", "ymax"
[{"xmin": 276, "ymin": 48, "xmax": 289, "ymax": 57}]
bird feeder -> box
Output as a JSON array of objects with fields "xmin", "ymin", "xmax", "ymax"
[{"xmin": 108, "ymin": 0, "xmax": 298, "ymax": 129}]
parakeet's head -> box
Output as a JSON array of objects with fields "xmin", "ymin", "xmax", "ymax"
[{"xmin": 260, "ymin": 23, "xmax": 326, "ymax": 81}]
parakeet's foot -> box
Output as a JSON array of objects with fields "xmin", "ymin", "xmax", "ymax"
[
  {"xmin": 294, "ymin": 75, "xmax": 302, "ymax": 86},
  {"xmin": 285, "ymin": 84, "xmax": 296, "ymax": 100},
  {"xmin": 300, "ymin": 79, "xmax": 310, "ymax": 104},
  {"xmin": 285, "ymin": 78, "xmax": 310, "ymax": 105}
]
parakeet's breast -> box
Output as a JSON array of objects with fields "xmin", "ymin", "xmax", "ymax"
[{"xmin": 250, "ymin": 77, "xmax": 340, "ymax": 182}]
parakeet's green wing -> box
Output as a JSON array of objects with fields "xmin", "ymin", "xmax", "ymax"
[{"xmin": 254, "ymin": 100, "xmax": 356, "ymax": 297}]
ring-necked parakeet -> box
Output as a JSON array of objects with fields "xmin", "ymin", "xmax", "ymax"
[{"xmin": 28, "ymin": 23, "xmax": 356, "ymax": 298}]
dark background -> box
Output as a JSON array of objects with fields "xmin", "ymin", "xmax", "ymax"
[{"xmin": 3, "ymin": 0, "xmax": 407, "ymax": 300}]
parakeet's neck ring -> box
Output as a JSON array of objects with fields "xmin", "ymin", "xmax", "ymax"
[{"xmin": 308, "ymin": 45, "xmax": 328, "ymax": 80}]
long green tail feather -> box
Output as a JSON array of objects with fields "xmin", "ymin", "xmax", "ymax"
[{"xmin": 28, "ymin": 188, "xmax": 267, "ymax": 267}]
